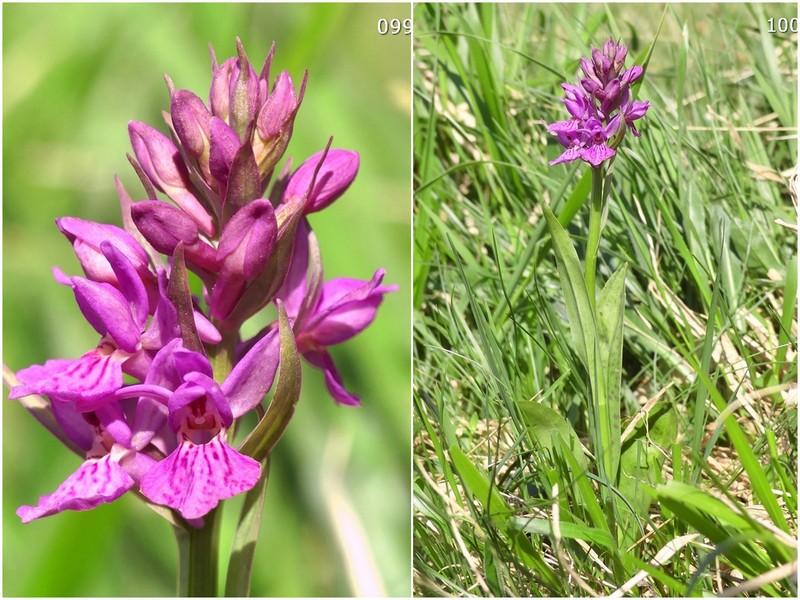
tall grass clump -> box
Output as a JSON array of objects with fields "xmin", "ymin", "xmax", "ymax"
[{"xmin": 413, "ymin": 3, "xmax": 797, "ymax": 596}]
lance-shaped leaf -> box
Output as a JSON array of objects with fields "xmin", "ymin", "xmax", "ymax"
[
  {"xmin": 225, "ymin": 457, "xmax": 270, "ymax": 597},
  {"xmin": 518, "ymin": 400, "xmax": 589, "ymax": 475},
  {"xmin": 167, "ymin": 244, "xmax": 204, "ymax": 354},
  {"xmin": 239, "ymin": 302, "xmax": 301, "ymax": 461},
  {"xmin": 543, "ymin": 204, "xmax": 620, "ymax": 485},
  {"xmin": 126, "ymin": 153, "xmax": 159, "ymax": 201},
  {"xmin": 595, "ymin": 262, "xmax": 627, "ymax": 484},
  {"xmin": 542, "ymin": 203, "xmax": 597, "ymax": 370},
  {"xmin": 619, "ymin": 402, "xmax": 677, "ymax": 520}
]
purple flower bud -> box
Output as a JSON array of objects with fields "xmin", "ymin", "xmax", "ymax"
[
  {"xmin": 258, "ymin": 71, "xmax": 297, "ymax": 139},
  {"xmin": 253, "ymin": 70, "xmax": 307, "ymax": 176},
  {"xmin": 171, "ymin": 90, "xmax": 211, "ymax": 162},
  {"xmin": 216, "ymin": 199, "xmax": 277, "ymax": 280},
  {"xmin": 561, "ymin": 84, "xmax": 592, "ymax": 121},
  {"xmin": 128, "ymin": 121, "xmax": 216, "ymax": 237},
  {"xmin": 283, "ymin": 149, "xmax": 360, "ymax": 213},
  {"xmin": 229, "ymin": 38, "xmax": 260, "ymax": 140},
  {"xmin": 130, "ymin": 201, "xmax": 218, "ymax": 272},
  {"xmin": 211, "ymin": 199, "xmax": 278, "ymax": 321},
  {"xmin": 209, "ymin": 57, "xmax": 236, "ymax": 122},
  {"xmin": 598, "ymin": 78, "xmax": 622, "ymax": 117},
  {"xmin": 621, "ymin": 65, "xmax": 643, "ymax": 86},
  {"xmin": 209, "ymin": 116, "xmax": 242, "ymax": 187}
]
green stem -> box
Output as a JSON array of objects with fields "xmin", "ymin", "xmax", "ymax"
[
  {"xmin": 585, "ymin": 166, "xmax": 605, "ymax": 309},
  {"xmin": 176, "ymin": 507, "xmax": 222, "ymax": 596}
]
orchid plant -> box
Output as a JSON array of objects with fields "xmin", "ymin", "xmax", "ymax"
[
  {"xmin": 4, "ymin": 38, "xmax": 395, "ymax": 596},
  {"xmin": 535, "ymin": 38, "xmax": 665, "ymax": 543}
]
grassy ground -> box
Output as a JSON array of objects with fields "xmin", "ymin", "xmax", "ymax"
[
  {"xmin": 3, "ymin": 3, "xmax": 411, "ymax": 596},
  {"xmin": 413, "ymin": 3, "xmax": 797, "ymax": 596}
]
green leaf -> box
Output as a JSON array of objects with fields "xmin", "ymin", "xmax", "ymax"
[
  {"xmin": 225, "ymin": 457, "xmax": 270, "ymax": 597},
  {"xmin": 517, "ymin": 400, "xmax": 588, "ymax": 475},
  {"xmin": 619, "ymin": 403, "xmax": 678, "ymax": 517},
  {"xmin": 595, "ymin": 262, "xmax": 627, "ymax": 483},
  {"xmin": 449, "ymin": 444, "xmax": 511, "ymax": 523},
  {"xmin": 509, "ymin": 516, "xmax": 615, "ymax": 549},
  {"xmin": 542, "ymin": 203, "xmax": 596, "ymax": 370},
  {"xmin": 239, "ymin": 303, "xmax": 301, "ymax": 461}
]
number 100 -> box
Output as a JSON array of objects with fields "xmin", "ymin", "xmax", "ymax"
[{"xmin": 768, "ymin": 17, "xmax": 798, "ymax": 33}]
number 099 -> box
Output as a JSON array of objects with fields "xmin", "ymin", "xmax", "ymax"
[{"xmin": 377, "ymin": 18, "xmax": 411, "ymax": 35}]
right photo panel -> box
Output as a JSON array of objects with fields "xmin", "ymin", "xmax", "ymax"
[{"xmin": 413, "ymin": 3, "xmax": 797, "ymax": 597}]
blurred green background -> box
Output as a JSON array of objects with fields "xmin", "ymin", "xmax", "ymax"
[{"xmin": 3, "ymin": 3, "xmax": 410, "ymax": 596}]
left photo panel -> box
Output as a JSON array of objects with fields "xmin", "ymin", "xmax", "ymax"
[{"xmin": 3, "ymin": 3, "xmax": 411, "ymax": 596}]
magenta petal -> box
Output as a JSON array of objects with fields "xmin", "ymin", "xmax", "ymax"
[
  {"xmin": 581, "ymin": 144, "xmax": 616, "ymax": 167},
  {"xmin": 51, "ymin": 400, "xmax": 94, "ymax": 451},
  {"xmin": 72, "ymin": 278, "xmax": 140, "ymax": 352},
  {"xmin": 56, "ymin": 217, "xmax": 152, "ymax": 286},
  {"xmin": 140, "ymin": 435, "xmax": 261, "ymax": 519},
  {"xmin": 209, "ymin": 117, "xmax": 241, "ymax": 186},
  {"xmin": 169, "ymin": 373, "xmax": 232, "ymax": 430},
  {"xmin": 100, "ymin": 242, "xmax": 149, "ymax": 330},
  {"xmin": 303, "ymin": 350, "xmax": 360, "ymax": 406},
  {"xmin": 17, "ymin": 454, "xmax": 134, "ymax": 523},
  {"xmin": 303, "ymin": 270, "xmax": 394, "ymax": 343},
  {"xmin": 11, "ymin": 348, "xmax": 126, "ymax": 410},
  {"xmin": 283, "ymin": 149, "xmax": 360, "ymax": 213},
  {"xmin": 217, "ymin": 199, "xmax": 277, "ymax": 279},
  {"xmin": 275, "ymin": 218, "xmax": 312, "ymax": 321},
  {"xmin": 304, "ymin": 271, "xmax": 395, "ymax": 347},
  {"xmin": 131, "ymin": 396, "xmax": 168, "ymax": 451},
  {"xmin": 222, "ymin": 326, "xmax": 280, "ymax": 418},
  {"xmin": 194, "ymin": 309, "xmax": 222, "ymax": 344},
  {"xmin": 96, "ymin": 402, "xmax": 133, "ymax": 448},
  {"xmin": 549, "ymin": 147, "xmax": 582, "ymax": 166}
]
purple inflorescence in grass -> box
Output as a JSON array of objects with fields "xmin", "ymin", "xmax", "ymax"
[
  {"xmin": 548, "ymin": 38, "xmax": 650, "ymax": 167},
  {"xmin": 9, "ymin": 39, "xmax": 395, "ymax": 524}
]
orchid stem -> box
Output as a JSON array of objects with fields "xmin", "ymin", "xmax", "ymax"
[
  {"xmin": 176, "ymin": 506, "xmax": 221, "ymax": 596},
  {"xmin": 585, "ymin": 166, "xmax": 605, "ymax": 308}
]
